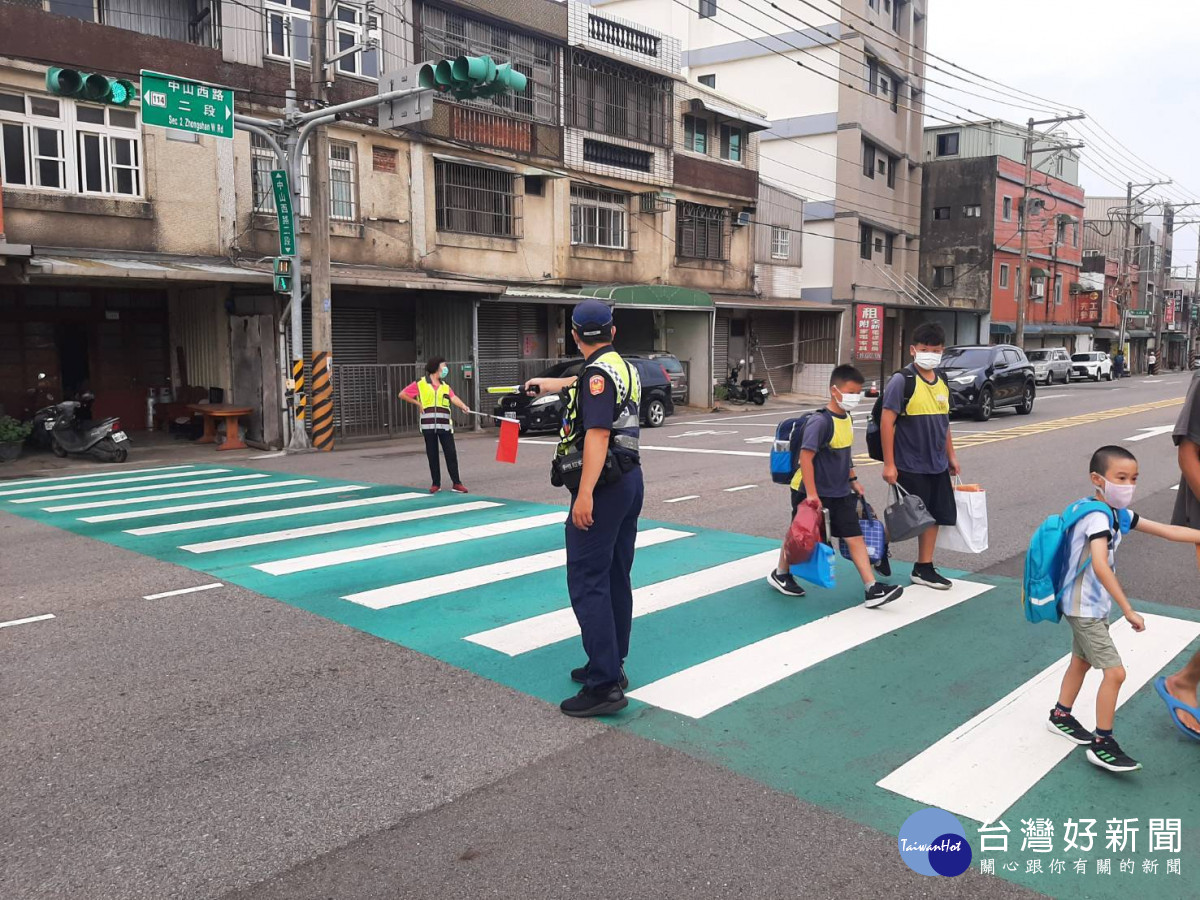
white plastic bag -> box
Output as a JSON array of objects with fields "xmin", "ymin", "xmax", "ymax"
[{"xmin": 935, "ymin": 478, "xmax": 988, "ymax": 554}]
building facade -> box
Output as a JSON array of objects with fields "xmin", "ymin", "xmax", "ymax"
[{"xmin": 1083, "ymin": 195, "xmax": 1154, "ymax": 370}]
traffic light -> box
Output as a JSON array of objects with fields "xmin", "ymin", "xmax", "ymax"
[
  {"xmin": 416, "ymin": 55, "xmax": 526, "ymax": 100},
  {"xmin": 274, "ymin": 257, "xmax": 293, "ymax": 294},
  {"xmin": 46, "ymin": 67, "xmax": 135, "ymax": 106}
]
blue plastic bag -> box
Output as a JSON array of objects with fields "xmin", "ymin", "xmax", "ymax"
[{"xmin": 791, "ymin": 541, "xmax": 837, "ymax": 589}]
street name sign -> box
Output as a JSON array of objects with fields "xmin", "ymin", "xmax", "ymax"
[
  {"xmin": 140, "ymin": 70, "xmax": 234, "ymax": 140},
  {"xmin": 270, "ymin": 170, "xmax": 296, "ymax": 257}
]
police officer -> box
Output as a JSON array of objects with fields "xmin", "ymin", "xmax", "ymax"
[{"xmin": 525, "ymin": 300, "xmax": 643, "ymax": 717}]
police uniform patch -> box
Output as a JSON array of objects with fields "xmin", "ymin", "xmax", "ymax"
[{"xmin": 589, "ymin": 375, "xmax": 605, "ymax": 396}]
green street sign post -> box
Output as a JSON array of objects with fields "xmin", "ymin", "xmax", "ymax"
[
  {"xmin": 139, "ymin": 70, "xmax": 234, "ymax": 140},
  {"xmin": 270, "ymin": 170, "xmax": 296, "ymax": 257},
  {"xmin": 1128, "ymin": 309, "xmax": 1152, "ymax": 318}
]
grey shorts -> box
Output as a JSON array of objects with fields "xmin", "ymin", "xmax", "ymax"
[{"xmin": 1066, "ymin": 615, "xmax": 1123, "ymax": 670}]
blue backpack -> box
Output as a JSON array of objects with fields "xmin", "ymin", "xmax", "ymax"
[
  {"xmin": 1022, "ymin": 499, "xmax": 1132, "ymax": 623},
  {"xmin": 770, "ymin": 410, "xmax": 832, "ymax": 485}
]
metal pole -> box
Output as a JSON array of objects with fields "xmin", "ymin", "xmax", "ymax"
[
  {"xmin": 1192, "ymin": 235, "xmax": 1200, "ymax": 367},
  {"xmin": 1014, "ymin": 118, "xmax": 1035, "ymax": 350},
  {"xmin": 1116, "ymin": 181, "xmax": 1134, "ymax": 363},
  {"xmin": 309, "ymin": 0, "xmax": 334, "ymax": 451}
]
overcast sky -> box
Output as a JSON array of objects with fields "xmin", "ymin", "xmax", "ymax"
[{"xmin": 927, "ymin": 0, "xmax": 1200, "ymax": 275}]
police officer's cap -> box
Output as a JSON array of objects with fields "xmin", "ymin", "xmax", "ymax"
[{"xmin": 571, "ymin": 299, "xmax": 614, "ymax": 340}]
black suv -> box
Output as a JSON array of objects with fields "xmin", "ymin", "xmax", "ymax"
[
  {"xmin": 941, "ymin": 344, "xmax": 1037, "ymax": 421},
  {"xmin": 492, "ymin": 357, "xmax": 674, "ymax": 434}
]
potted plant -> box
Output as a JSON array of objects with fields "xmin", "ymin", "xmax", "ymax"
[
  {"xmin": 0, "ymin": 416, "xmax": 32, "ymax": 463},
  {"xmin": 712, "ymin": 384, "xmax": 729, "ymax": 413}
]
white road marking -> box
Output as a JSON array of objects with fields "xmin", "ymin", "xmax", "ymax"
[
  {"xmin": 44, "ymin": 479, "xmax": 313, "ymax": 512},
  {"xmin": 1035, "ymin": 394, "xmax": 1070, "ymax": 400},
  {"xmin": 744, "ymin": 436, "xmax": 775, "ymax": 444},
  {"xmin": 254, "ymin": 511, "xmax": 567, "ymax": 576},
  {"xmin": 467, "ymin": 550, "xmax": 780, "ymax": 656},
  {"xmin": 1174, "ymin": 484, "xmax": 1180, "ymax": 491},
  {"xmin": 180, "ymin": 500, "xmax": 502, "ymax": 553},
  {"xmin": 672, "ymin": 430, "xmax": 738, "ymax": 438},
  {"xmin": 1144, "ymin": 378, "xmax": 1164, "ymax": 384},
  {"xmin": 628, "ymin": 580, "xmax": 993, "ymax": 718},
  {"xmin": 1124, "ymin": 425, "xmax": 1174, "ymax": 443},
  {"xmin": 123, "ymin": 492, "xmax": 427, "ymax": 536},
  {"xmin": 877, "ymin": 613, "xmax": 1200, "ymax": 824},
  {"xmin": 248, "ymin": 450, "xmax": 288, "ymax": 459},
  {"xmin": 143, "ymin": 583, "xmax": 224, "ymax": 600},
  {"xmin": 724, "ymin": 484, "xmax": 758, "ymax": 492},
  {"xmin": 0, "ymin": 468, "xmax": 227, "ymax": 497},
  {"xmin": 10, "ymin": 473, "xmax": 272, "ymax": 504},
  {"xmin": 0, "ymin": 465, "xmax": 192, "ymax": 490},
  {"xmin": 0, "ymin": 613, "xmax": 56, "ymax": 629},
  {"xmin": 522, "ymin": 439, "xmax": 769, "ymax": 459},
  {"xmin": 345, "ymin": 528, "xmax": 692, "ymax": 610},
  {"xmin": 80, "ymin": 485, "xmax": 369, "ymax": 523},
  {"xmin": 664, "ymin": 495, "xmax": 700, "ymax": 503}
]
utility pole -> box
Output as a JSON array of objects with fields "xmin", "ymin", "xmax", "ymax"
[
  {"xmin": 309, "ymin": 0, "xmax": 334, "ymax": 452},
  {"xmin": 1192, "ymin": 233, "xmax": 1200, "ymax": 367},
  {"xmin": 1114, "ymin": 180, "xmax": 1171, "ymax": 362},
  {"xmin": 1013, "ymin": 115, "xmax": 1086, "ymax": 350}
]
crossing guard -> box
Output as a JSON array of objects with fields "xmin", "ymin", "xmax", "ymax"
[{"xmin": 530, "ymin": 299, "xmax": 644, "ymax": 717}]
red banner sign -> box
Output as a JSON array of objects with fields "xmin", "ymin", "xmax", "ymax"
[
  {"xmin": 1077, "ymin": 292, "xmax": 1102, "ymax": 325},
  {"xmin": 855, "ymin": 304, "xmax": 884, "ymax": 361}
]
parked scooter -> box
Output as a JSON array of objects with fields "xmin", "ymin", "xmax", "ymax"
[
  {"xmin": 722, "ymin": 359, "xmax": 770, "ymax": 406},
  {"xmin": 35, "ymin": 394, "xmax": 129, "ymax": 462}
]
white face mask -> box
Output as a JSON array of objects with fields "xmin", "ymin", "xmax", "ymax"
[
  {"xmin": 1101, "ymin": 478, "xmax": 1136, "ymax": 509},
  {"xmin": 914, "ymin": 352, "xmax": 942, "ymax": 371},
  {"xmin": 837, "ymin": 392, "xmax": 863, "ymax": 411}
]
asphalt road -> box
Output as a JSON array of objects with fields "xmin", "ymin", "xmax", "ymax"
[{"xmin": 1, "ymin": 370, "xmax": 1194, "ymax": 900}]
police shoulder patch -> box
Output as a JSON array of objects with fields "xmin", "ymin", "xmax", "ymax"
[{"xmin": 589, "ymin": 374, "xmax": 605, "ymax": 396}]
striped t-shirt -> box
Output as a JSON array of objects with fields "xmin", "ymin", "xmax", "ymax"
[{"xmin": 1060, "ymin": 507, "xmax": 1139, "ymax": 619}]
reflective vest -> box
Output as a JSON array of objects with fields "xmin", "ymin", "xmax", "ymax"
[
  {"xmin": 556, "ymin": 349, "xmax": 641, "ymax": 459},
  {"xmin": 417, "ymin": 377, "xmax": 453, "ymax": 432}
]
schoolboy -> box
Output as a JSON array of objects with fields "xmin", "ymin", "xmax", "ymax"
[
  {"xmin": 769, "ymin": 365, "xmax": 904, "ymax": 608},
  {"xmin": 1047, "ymin": 445, "xmax": 1200, "ymax": 772},
  {"xmin": 880, "ymin": 322, "xmax": 960, "ymax": 590}
]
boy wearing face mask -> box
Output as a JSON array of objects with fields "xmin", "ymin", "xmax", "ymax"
[
  {"xmin": 881, "ymin": 322, "xmax": 960, "ymax": 590},
  {"xmin": 1048, "ymin": 445, "xmax": 1200, "ymax": 772},
  {"xmin": 770, "ymin": 365, "xmax": 904, "ymax": 608}
]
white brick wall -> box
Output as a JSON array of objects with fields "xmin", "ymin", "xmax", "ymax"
[{"xmin": 794, "ymin": 363, "xmax": 835, "ymax": 397}]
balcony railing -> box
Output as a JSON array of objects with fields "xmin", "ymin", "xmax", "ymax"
[{"xmin": 587, "ymin": 14, "xmax": 660, "ymax": 59}]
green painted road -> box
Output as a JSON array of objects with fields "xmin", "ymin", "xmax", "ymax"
[{"xmin": 4, "ymin": 463, "xmax": 1199, "ymax": 898}]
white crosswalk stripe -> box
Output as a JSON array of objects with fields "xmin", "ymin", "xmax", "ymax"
[
  {"xmin": 180, "ymin": 500, "xmax": 503, "ymax": 553},
  {"xmin": 0, "ymin": 468, "xmax": 228, "ymax": 497},
  {"xmin": 14, "ymin": 473, "xmax": 272, "ymax": 504},
  {"xmin": 466, "ymin": 549, "xmax": 778, "ymax": 655},
  {"xmin": 345, "ymin": 528, "xmax": 693, "ymax": 610},
  {"xmin": 0, "ymin": 464, "xmax": 194, "ymax": 490},
  {"xmin": 44, "ymin": 479, "xmax": 314, "ymax": 512},
  {"xmin": 80, "ymin": 485, "xmax": 369, "ymax": 523}
]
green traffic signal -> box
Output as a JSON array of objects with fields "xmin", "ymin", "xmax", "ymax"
[
  {"xmin": 415, "ymin": 55, "xmax": 526, "ymax": 100},
  {"xmin": 274, "ymin": 257, "xmax": 293, "ymax": 294},
  {"xmin": 45, "ymin": 67, "xmax": 135, "ymax": 106}
]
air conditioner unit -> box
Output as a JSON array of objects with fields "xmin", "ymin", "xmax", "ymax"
[
  {"xmin": 733, "ymin": 210, "xmax": 752, "ymax": 227},
  {"xmin": 640, "ymin": 191, "xmax": 671, "ymax": 215},
  {"xmin": 1031, "ymin": 282, "xmax": 1045, "ymax": 298}
]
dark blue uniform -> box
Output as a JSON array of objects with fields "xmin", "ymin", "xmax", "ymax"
[{"xmin": 563, "ymin": 347, "xmax": 643, "ymax": 691}]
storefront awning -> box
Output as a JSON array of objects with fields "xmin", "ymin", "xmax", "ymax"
[
  {"xmin": 990, "ymin": 323, "xmax": 1014, "ymax": 335},
  {"xmin": 576, "ymin": 284, "xmax": 714, "ymax": 309},
  {"xmin": 1026, "ymin": 324, "xmax": 1094, "ymax": 335},
  {"xmin": 1166, "ymin": 332, "xmax": 1188, "ymax": 342},
  {"xmin": 1128, "ymin": 330, "xmax": 1153, "ymax": 339},
  {"xmin": 688, "ymin": 97, "xmax": 771, "ymax": 132},
  {"xmin": 1093, "ymin": 329, "xmax": 1120, "ymax": 339},
  {"xmin": 715, "ymin": 296, "xmax": 842, "ymax": 312}
]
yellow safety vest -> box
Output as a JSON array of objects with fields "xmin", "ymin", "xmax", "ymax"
[
  {"xmin": 417, "ymin": 377, "xmax": 453, "ymax": 432},
  {"xmin": 556, "ymin": 349, "xmax": 641, "ymax": 457}
]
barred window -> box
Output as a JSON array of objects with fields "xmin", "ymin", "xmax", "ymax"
[
  {"xmin": 435, "ymin": 160, "xmax": 518, "ymax": 238},
  {"xmin": 676, "ymin": 201, "xmax": 727, "ymax": 260},
  {"xmin": 571, "ymin": 184, "xmax": 629, "ymax": 250},
  {"xmin": 251, "ymin": 134, "xmax": 357, "ymax": 221},
  {"xmin": 329, "ymin": 141, "xmax": 357, "ymax": 221},
  {"xmin": 569, "ymin": 49, "xmax": 672, "ymax": 148},
  {"xmin": 770, "ymin": 226, "xmax": 790, "ymax": 260}
]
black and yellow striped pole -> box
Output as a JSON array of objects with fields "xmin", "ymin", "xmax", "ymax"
[
  {"xmin": 292, "ymin": 358, "xmax": 306, "ymax": 428},
  {"xmin": 311, "ymin": 351, "xmax": 334, "ymax": 451}
]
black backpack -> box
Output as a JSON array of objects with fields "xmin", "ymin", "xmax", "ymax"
[{"xmin": 866, "ymin": 368, "xmax": 917, "ymax": 461}]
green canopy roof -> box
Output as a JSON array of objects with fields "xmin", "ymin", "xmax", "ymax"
[
  {"xmin": 1029, "ymin": 267, "xmax": 1049, "ymax": 279},
  {"xmin": 575, "ymin": 285, "xmax": 714, "ymax": 309}
]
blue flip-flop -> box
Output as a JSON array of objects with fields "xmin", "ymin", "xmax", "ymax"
[{"xmin": 1154, "ymin": 677, "xmax": 1200, "ymax": 742}]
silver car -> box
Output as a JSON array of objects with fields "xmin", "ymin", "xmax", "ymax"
[{"xmin": 1026, "ymin": 347, "xmax": 1072, "ymax": 385}]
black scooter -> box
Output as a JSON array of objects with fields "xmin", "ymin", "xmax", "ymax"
[
  {"xmin": 35, "ymin": 395, "xmax": 129, "ymax": 462},
  {"xmin": 722, "ymin": 360, "xmax": 769, "ymax": 406}
]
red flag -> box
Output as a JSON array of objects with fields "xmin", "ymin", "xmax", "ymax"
[{"xmin": 496, "ymin": 418, "xmax": 520, "ymax": 464}]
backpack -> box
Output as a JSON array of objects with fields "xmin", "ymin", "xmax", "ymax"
[
  {"xmin": 866, "ymin": 368, "xmax": 917, "ymax": 461},
  {"xmin": 1022, "ymin": 499, "xmax": 1132, "ymax": 624},
  {"xmin": 770, "ymin": 410, "xmax": 833, "ymax": 485}
]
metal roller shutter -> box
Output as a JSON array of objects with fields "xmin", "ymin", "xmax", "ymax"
[
  {"xmin": 477, "ymin": 302, "xmax": 522, "ymax": 395},
  {"xmin": 332, "ymin": 306, "xmax": 379, "ymax": 364},
  {"xmin": 714, "ymin": 314, "xmax": 730, "ymax": 383},
  {"xmin": 752, "ymin": 311, "xmax": 795, "ymax": 395}
]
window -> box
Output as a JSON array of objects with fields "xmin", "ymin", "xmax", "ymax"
[
  {"xmin": 1054, "ymin": 273, "xmax": 1064, "ymax": 305},
  {"xmin": 1072, "ymin": 223, "xmax": 1078, "ymax": 247},
  {"xmin": 770, "ymin": 225, "xmax": 790, "ymax": 260},
  {"xmin": 435, "ymin": 160, "xmax": 518, "ymax": 237},
  {"xmin": 1002, "ymin": 196, "xmax": 1012, "ymax": 221},
  {"xmin": 698, "ymin": 74, "xmax": 716, "ymax": 88},
  {"xmin": 867, "ymin": 58, "xmax": 879, "ymax": 95},
  {"xmin": 963, "ymin": 205, "xmax": 982, "ymax": 218},
  {"xmin": 934, "ymin": 207, "xmax": 950, "ymax": 220},
  {"xmin": 699, "ymin": 0, "xmax": 716, "ymax": 17},
  {"xmin": 266, "ymin": 0, "xmax": 312, "ymax": 64},
  {"xmin": 333, "ymin": 2, "xmax": 379, "ymax": 80},
  {"xmin": 999, "ymin": 263, "xmax": 1010, "ymax": 288},
  {"xmin": 570, "ymin": 50, "xmax": 671, "ymax": 146},
  {"xmin": 860, "ymin": 223, "xmax": 873, "ymax": 260},
  {"xmin": 892, "ymin": 0, "xmax": 904, "ymax": 32},
  {"xmin": 583, "ymin": 139, "xmax": 653, "ymax": 172},
  {"xmin": 936, "ymin": 132, "xmax": 959, "ymax": 157},
  {"xmin": 684, "ymin": 114, "xmax": 708, "ymax": 153},
  {"xmin": 887, "ymin": 154, "xmax": 898, "ymax": 189},
  {"xmin": 884, "ymin": 232, "xmax": 895, "ymax": 265},
  {"xmin": 0, "ymin": 91, "xmax": 140, "ymax": 197},
  {"xmin": 570, "ymin": 184, "xmax": 629, "ymax": 249},
  {"xmin": 328, "ymin": 141, "xmax": 357, "ymax": 221},
  {"xmin": 933, "ymin": 266, "xmax": 954, "ymax": 287},
  {"xmin": 676, "ymin": 201, "xmax": 727, "ymax": 260},
  {"xmin": 862, "ymin": 140, "xmax": 876, "ymax": 179},
  {"xmin": 1056, "ymin": 219, "xmax": 1066, "ymax": 244},
  {"xmin": 46, "ymin": 0, "xmax": 95, "ymax": 21},
  {"xmin": 252, "ymin": 134, "xmax": 358, "ymax": 221},
  {"xmin": 720, "ymin": 124, "xmax": 742, "ymax": 162}
]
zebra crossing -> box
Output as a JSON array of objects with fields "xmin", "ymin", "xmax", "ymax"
[{"xmin": 4, "ymin": 462, "xmax": 1200, "ymax": 899}]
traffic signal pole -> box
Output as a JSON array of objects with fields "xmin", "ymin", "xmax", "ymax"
[{"xmin": 309, "ymin": 0, "xmax": 334, "ymax": 451}]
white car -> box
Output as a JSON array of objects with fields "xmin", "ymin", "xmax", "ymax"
[{"xmin": 1070, "ymin": 351, "xmax": 1114, "ymax": 382}]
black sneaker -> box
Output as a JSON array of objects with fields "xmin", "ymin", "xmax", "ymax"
[
  {"xmin": 571, "ymin": 664, "xmax": 629, "ymax": 690},
  {"xmin": 1047, "ymin": 709, "xmax": 1094, "ymax": 745},
  {"xmin": 911, "ymin": 565, "xmax": 953, "ymax": 591},
  {"xmin": 874, "ymin": 554, "xmax": 893, "ymax": 577},
  {"xmin": 767, "ymin": 571, "xmax": 807, "ymax": 597},
  {"xmin": 864, "ymin": 582, "xmax": 904, "ymax": 608},
  {"xmin": 1086, "ymin": 736, "xmax": 1142, "ymax": 772},
  {"xmin": 560, "ymin": 685, "xmax": 628, "ymax": 717}
]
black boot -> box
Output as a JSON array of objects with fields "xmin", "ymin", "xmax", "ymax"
[{"xmin": 560, "ymin": 684, "xmax": 628, "ymax": 717}]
